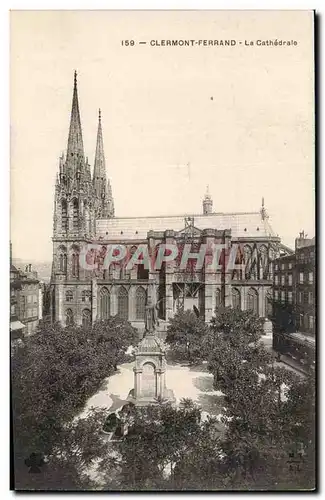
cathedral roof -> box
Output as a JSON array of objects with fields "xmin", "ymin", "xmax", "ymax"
[{"xmin": 96, "ymin": 211, "xmax": 277, "ymax": 241}]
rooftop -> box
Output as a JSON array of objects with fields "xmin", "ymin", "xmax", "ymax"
[{"xmin": 96, "ymin": 211, "xmax": 277, "ymax": 241}]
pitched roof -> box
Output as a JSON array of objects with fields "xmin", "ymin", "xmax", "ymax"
[{"xmin": 96, "ymin": 211, "xmax": 277, "ymax": 241}]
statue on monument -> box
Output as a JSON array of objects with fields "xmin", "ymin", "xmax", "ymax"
[{"xmin": 144, "ymin": 284, "xmax": 159, "ymax": 334}]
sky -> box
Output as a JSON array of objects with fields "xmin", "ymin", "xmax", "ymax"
[{"xmin": 10, "ymin": 10, "xmax": 315, "ymax": 261}]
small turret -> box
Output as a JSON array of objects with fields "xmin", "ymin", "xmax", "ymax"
[
  {"xmin": 260, "ymin": 197, "xmax": 269, "ymax": 221},
  {"xmin": 203, "ymin": 185, "xmax": 213, "ymax": 215}
]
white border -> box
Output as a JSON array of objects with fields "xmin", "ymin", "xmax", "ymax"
[{"xmin": 2, "ymin": 2, "xmax": 322, "ymax": 499}]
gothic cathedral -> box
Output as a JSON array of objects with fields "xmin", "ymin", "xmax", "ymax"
[{"xmin": 50, "ymin": 73, "xmax": 291, "ymax": 333}]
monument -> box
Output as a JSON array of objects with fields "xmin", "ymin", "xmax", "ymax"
[{"xmin": 128, "ymin": 284, "xmax": 176, "ymax": 406}]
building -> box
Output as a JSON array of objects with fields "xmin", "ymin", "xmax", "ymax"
[
  {"xmin": 10, "ymin": 263, "xmax": 25, "ymax": 342},
  {"xmin": 273, "ymin": 232, "xmax": 315, "ymax": 336},
  {"xmin": 295, "ymin": 233, "xmax": 315, "ymax": 336},
  {"xmin": 272, "ymin": 232, "xmax": 315, "ymax": 367},
  {"xmin": 19, "ymin": 265, "xmax": 41, "ymax": 335},
  {"xmin": 10, "ymin": 243, "xmax": 42, "ymax": 338},
  {"xmin": 50, "ymin": 73, "xmax": 290, "ymax": 333},
  {"xmin": 272, "ymin": 253, "xmax": 296, "ymax": 333}
]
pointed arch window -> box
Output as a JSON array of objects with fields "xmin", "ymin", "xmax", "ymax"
[
  {"xmin": 100, "ymin": 287, "xmax": 110, "ymax": 320},
  {"xmin": 81, "ymin": 290, "xmax": 91, "ymax": 302},
  {"xmin": 59, "ymin": 252, "xmax": 67, "ymax": 272},
  {"xmin": 244, "ymin": 245, "xmax": 253, "ymax": 280},
  {"xmin": 266, "ymin": 295, "xmax": 273, "ymax": 318},
  {"xmin": 232, "ymin": 288, "xmax": 241, "ymax": 309},
  {"xmin": 247, "ymin": 288, "xmax": 259, "ymax": 315},
  {"xmin": 118, "ymin": 286, "xmax": 129, "ymax": 320},
  {"xmin": 136, "ymin": 286, "xmax": 146, "ymax": 320},
  {"xmin": 66, "ymin": 308, "xmax": 74, "ymax": 326},
  {"xmin": 84, "ymin": 200, "xmax": 90, "ymax": 232},
  {"xmin": 72, "ymin": 199, "xmax": 79, "ymax": 230},
  {"xmin": 82, "ymin": 309, "xmax": 91, "ymax": 328},
  {"xmin": 258, "ymin": 245, "xmax": 268, "ymax": 280},
  {"xmin": 72, "ymin": 253, "xmax": 79, "ymax": 278},
  {"xmin": 216, "ymin": 288, "xmax": 222, "ymax": 309},
  {"xmin": 61, "ymin": 199, "xmax": 68, "ymax": 231},
  {"xmin": 66, "ymin": 290, "xmax": 73, "ymax": 302}
]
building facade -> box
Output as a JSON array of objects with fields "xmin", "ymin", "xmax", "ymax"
[
  {"xmin": 10, "ymin": 244, "xmax": 42, "ymax": 339},
  {"xmin": 294, "ymin": 234, "xmax": 315, "ymax": 336},
  {"xmin": 272, "ymin": 233, "xmax": 315, "ymax": 336},
  {"xmin": 19, "ymin": 265, "xmax": 41, "ymax": 335},
  {"xmin": 272, "ymin": 253, "xmax": 296, "ymax": 333},
  {"xmin": 50, "ymin": 74, "xmax": 289, "ymax": 332},
  {"xmin": 272, "ymin": 233, "xmax": 315, "ymax": 366},
  {"xmin": 10, "ymin": 263, "xmax": 24, "ymax": 342}
]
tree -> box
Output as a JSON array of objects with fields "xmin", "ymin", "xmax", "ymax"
[
  {"xmin": 210, "ymin": 306, "xmax": 265, "ymax": 344},
  {"xmin": 14, "ymin": 408, "xmax": 110, "ymax": 491},
  {"xmin": 280, "ymin": 372, "xmax": 316, "ymax": 489},
  {"xmin": 103, "ymin": 400, "xmax": 221, "ymax": 490},
  {"xmin": 165, "ymin": 310, "xmax": 209, "ymax": 363},
  {"xmin": 12, "ymin": 317, "xmax": 138, "ymax": 490},
  {"xmin": 171, "ymin": 416, "xmax": 225, "ymax": 490},
  {"xmin": 90, "ymin": 317, "xmax": 139, "ymax": 370},
  {"xmin": 207, "ymin": 307, "xmax": 271, "ymax": 392},
  {"xmin": 206, "ymin": 307, "xmax": 315, "ymax": 490}
]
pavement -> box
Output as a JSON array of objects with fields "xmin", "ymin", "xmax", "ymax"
[
  {"xmin": 79, "ymin": 334, "xmax": 304, "ymax": 422},
  {"xmin": 79, "ymin": 360, "xmax": 225, "ymax": 421}
]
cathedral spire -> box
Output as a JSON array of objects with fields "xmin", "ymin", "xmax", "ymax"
[
  {"xmin": 93, "ymin": 108, "xmax": 106, "ymax": 188},
  {"xmin": 67, "ymin": 71, "xmax": 84, "ymax": 159},
  {"xmin": 92, "ymin": 109, "xmax": 114, "ymax": 218}
]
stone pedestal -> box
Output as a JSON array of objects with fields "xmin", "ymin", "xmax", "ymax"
[{"xmin": 128, "ymin": 333, "xmax": 175, "ymax": 407}]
